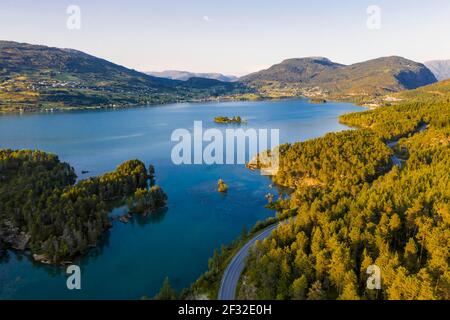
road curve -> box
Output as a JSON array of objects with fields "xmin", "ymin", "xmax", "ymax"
[
  {"xmin": 387, "ymin": 124, "xmax": 427, "ymax": 169},
  {"xmin": 218, "ymin": 223, "xmax": 280, "ymax": 300}
]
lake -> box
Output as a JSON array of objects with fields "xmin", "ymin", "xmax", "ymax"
[{"xmin": 0, "ymin": 99, "xmax": 361, "ymax": 299}]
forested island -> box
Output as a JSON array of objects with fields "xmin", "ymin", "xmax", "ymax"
[
  {"xmin": 186, "ymin": 80, "xmax": 450, "ymax": 300},
  {"xmin": 309, "ymin": 98, "xmax": 327, "ymax": 104},
  {"xmin": 214, "ymin": 116, "xmax": 243, "ymax": 124},
  {"xmin": 0, "ymin": 150, "xmax": 167, "ymax": 264}
]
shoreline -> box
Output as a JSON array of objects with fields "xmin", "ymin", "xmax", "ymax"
[{"xmin": 0, "ymin": 94, "xmax": 368, "ymax": 117}]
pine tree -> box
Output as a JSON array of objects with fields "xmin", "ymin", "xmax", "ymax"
[
  {"xmin": 154, "ymin": 277, "xmax": 178, "ymax": 300},
  {"xmin": 291, "ymin": 275, "xmax": 308, "ymax": 300},
  {"xmin": 307, "ymin": 281, "xmax": 327, "ymax": 300},
  {"xmin": 338, "ymin": 271, "xmax": 360, "ymax": 300},
  {"xmin": 404, "ymin": 238, "xmax": 418, "ymax": 271}
]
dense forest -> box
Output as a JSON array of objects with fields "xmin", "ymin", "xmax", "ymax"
[
  {"xmin": 273, "ymin": 129, "xmax": 392, "ymax": 188},
  {"xmin": 0, "ymin": 150, "xmax": 166, "ymax": 263},
  {"xmin": 238, "ymin": 93, "xmax": 450, "ymax": 299},
  {"xmin": 187, "ymin": 81, "xmax": 450, "ymax": 300}
]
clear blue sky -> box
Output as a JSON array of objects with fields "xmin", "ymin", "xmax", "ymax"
[{"xmin": 1, "ymin": 0, "xmax": 449, "ymax": 75}]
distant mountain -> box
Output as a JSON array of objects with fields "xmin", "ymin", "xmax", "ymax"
[
  {"xmin": 182, "ymin": 77, "xmax": 236, "ymax": 89},
  {"xmin": 240, "ymin": 56, "xmax": 437, "ymax": 98},
  {"xmin": 0, "ymin": 41, "xmax": 439, "ymax": 112},
  {"xmin": 0, "ymin": 41, "xmax": 176, "ymax": 88},
  {"xmin": 0, "ymin": 41, "xmax": 246, "ymax": 112},
  {"xmin": 241, "ymin": 57, "xmax": 343, "ymax": 83},
  {"xmin": 424, "ymin": 60, "xmax": 450, "ymax": 81},
  {"xmin": 146, "ymin": 70, "xmax": 238, "ymax": 82}
]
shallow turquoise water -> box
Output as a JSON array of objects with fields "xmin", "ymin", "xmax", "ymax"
[{"xmin": 0, "ymin": 99, "xmax": 361, "ymax": 299}]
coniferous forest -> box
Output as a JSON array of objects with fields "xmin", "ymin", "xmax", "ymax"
[
  {"xmin": 237, "ymin": 90, "xmax": 450, "ymax": 300},
  {"xmin": 187, "ymin": 82, "xmax": 450, "ymax": 300}
]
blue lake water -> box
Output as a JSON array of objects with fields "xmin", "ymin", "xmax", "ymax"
[{"xmin": 0, "ymin": 99, "xmax": 361, "ymax": 299}]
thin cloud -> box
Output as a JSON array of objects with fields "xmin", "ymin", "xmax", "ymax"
[{"xmin": 202, "ymin": 16, "xmax": 213, "ymax": 22}]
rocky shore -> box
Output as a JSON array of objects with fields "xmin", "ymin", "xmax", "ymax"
[
  {"xmin": 246, "ymin": 150, "xmax": 279, "ymax": 176},
  {"xmin": 0, "ymin": 220, "xmax": 31, "ymax": 251},
  {"xmin": 1, "ymin": 220, "xmax": 76, "ymax": 264}
]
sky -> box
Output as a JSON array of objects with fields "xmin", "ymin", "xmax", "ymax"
[{"xmin": 1, "ymin": 0, "xmax": 449, "ymax": 76}]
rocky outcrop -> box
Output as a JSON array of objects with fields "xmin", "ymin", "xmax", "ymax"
[
  {"xmin": 0, "ymin": 220, "xmax": 31, "ymax": 251},
  {"xmin": 32, "ymin": 253, "xmax": 51, "ymax": 264},
  {"xmin": 246, "ymin": 150, "xmax": 279, "ymax": 176},
  {"xmin": 119, "ymin": 213, "xmax": 132, "ymax": 223},
  {"xmin": 217, "ymin": 179, "xmax": 228, "ymax": 193}
]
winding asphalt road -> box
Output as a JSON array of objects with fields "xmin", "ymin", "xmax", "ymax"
[
  {"xmin": 218, "ymin": 223, "xmax": 280, "ymax": 300},
  {"xmin": 387, "ymin": 124, "xmax": 427, "ymax": 168}
]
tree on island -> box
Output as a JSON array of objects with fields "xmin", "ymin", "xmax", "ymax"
[
  {"xmin": 217, "ymin": 179, "xmax": 228, "ymax": 193},
  {"xmin": 128, "ymin": 186, "xmax": 168, "ymax": 215}
]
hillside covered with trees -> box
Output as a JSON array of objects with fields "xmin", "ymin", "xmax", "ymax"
[
  {"xmin": 0, "ymin": 150, "xmax": 167, "ymax": 264},
  {"xmin": 237, "ymin": 82, "xmax": 450, "ymax": 300},
  {"xmin": 187, "ymin": 80, "xmax": 450, "ymax": 300}
]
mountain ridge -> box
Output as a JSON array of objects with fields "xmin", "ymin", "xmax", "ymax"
[
  {"xmin": 0, "ymin": 40, "xmax": 247, "ymax": 112},
  {"xmin": 146, "ymin": 70, "xmax": 238, "ymax": 82},
  {"xmin": 424, "ymin": 60, "xmax": 450, "ymax": 81},
  {"xmin": 0, "ymin": 40, "xmax": 441, "ymax": 112},
  {"xmin": 240, "ymin": 55, "xmax": 437, "ymax": 100}
]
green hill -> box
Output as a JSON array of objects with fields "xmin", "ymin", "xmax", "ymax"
[
  {"xmin": 241, "ymin": 57, "xmax": 343, "ymax": 84},
  {"xmin": 392, "ymin": 79, "xmax": 450, "ymax": 103},
  {"xmin": 0, "ymin": 41, "xmax": 247, "ymax": 112},
  {"xmin": 240, "ymin": 56, "xmax": 437, "ymax": 101}
]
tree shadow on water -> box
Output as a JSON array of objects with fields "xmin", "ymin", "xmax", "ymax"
[{"xmin": 0, "ymin": 206, "xmax": 169, "ymax": 279}]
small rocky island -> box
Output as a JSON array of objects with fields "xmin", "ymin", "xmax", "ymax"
[
  {"xmin": 217, "ymin": 179, "xmax": 228, "ymax": 193},
  {"xmin": 309, "ymin": 98, "xmax": 327, "ymax": 104},
  {"xmin": 214, "ymin": 116, "xmax": 243, "ymax": 124}
]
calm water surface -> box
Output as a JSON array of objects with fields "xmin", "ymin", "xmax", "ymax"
[{"xmin": 0, "ymin": 99, "xmax": 361, "ymax": 299}]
